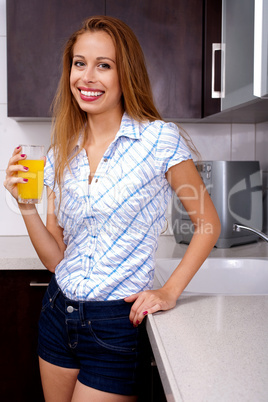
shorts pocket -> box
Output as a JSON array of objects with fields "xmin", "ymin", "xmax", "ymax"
[
  {"xmin": 88, "ymin": 316, "xmax": 138, "ymax": 354},
  {"xmin": 41, "ymin": 281, "xmax": 60, "ymax": 312}
]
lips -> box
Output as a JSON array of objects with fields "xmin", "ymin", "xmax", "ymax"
[{"xmin": 78, "ymin": 87, "xmax": 104, "ymax": 101}]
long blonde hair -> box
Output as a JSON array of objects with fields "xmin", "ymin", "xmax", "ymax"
[{"xmin": 50, "ymin": 15, "xmax": 161, "ymax": 188}]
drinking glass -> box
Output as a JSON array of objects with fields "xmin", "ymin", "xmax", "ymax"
[{"xmin": 17, "ymin": 145, "xmax": 45, "ymax": 204}]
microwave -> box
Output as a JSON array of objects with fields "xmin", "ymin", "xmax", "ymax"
[{"xmin": 171, "ymin": 161, "xmax": 263, "ymax": 248}]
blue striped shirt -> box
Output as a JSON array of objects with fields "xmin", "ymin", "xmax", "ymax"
[{"xmin": 44, "ymin": 113, "xmax": 191, "ymax": 300}]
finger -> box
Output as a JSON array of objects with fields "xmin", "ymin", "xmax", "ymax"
[
  {"xmin": 131, "ymin": 290, "xmax": 167, "ymax": 325},
  {"xmin": 12, "ymin": 146, "xmax": 22, "ymax": 157},
  {"xmin": 124, "ymin": 293, "xmax": 140, "ymax": 303},
  {"xmin": 138, "ymin": 303, "xmax": 161, "ymax": 322},
  {"xmin": 129, "ymin": 294, "xmax": 146, "ymax": 324},
  {"xmin": 7, "ymin": 163, "xmax": 29, "ymax": 176},
  {"xmin": 132, "ymin": 309, "xmax": 149, "ymax": 327},
  {"xmin": 4, "ymin": 175, "xmax": 28, "ymax": 190},
  {"xmin": 7, "ymin": 150, "xmax": 27, "ymax": 170}
]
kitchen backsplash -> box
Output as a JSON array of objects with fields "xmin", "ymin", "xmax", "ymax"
[{"xmin": 0, "ymin": 0, "xmax": 267, "ymax": 236}]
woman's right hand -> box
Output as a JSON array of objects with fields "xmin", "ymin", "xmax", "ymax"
[{"xmin": 3, "ymin": 146, "xmax": 27, "ymax": 201}]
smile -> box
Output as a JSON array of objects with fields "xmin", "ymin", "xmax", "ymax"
[{"xmin": 80, "ymin": 90, "xmax": 104, "ymax": 97}]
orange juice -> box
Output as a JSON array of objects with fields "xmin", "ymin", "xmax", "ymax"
[{"xmin": 18, "ymin": 159, "xmax": 44, "ymax": 203}]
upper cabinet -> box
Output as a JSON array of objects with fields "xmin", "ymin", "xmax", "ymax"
[
  {"xmin": 205, "ymin": 0, "xmax": 268, "ymax": 122},
  {"xmin": 221, "ymin": 0, "xmax": 256, "ymax": 111},
  {"xmin": 7, "ymin": 0, "xmax": 105, "ymax": 119},
  {"xmin": 7, "ymin": 0, "xmax": 267, "ymax": 122},
  {"xmin": 7, "ymin": 0, "xmax": 219, "ymax": 121},
  {"xmin": 106, "ymin": 0, "xmax": 204, "ymax": 120}
]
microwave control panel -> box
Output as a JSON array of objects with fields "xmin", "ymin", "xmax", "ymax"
[{"xmin": 196, "ymin": 162, "xmax": 212, "ymax": 194}]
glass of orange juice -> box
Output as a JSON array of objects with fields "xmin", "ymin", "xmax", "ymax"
[{"xmin": 17, "ymin": 145, "xmax": 45, "ymax": 204}]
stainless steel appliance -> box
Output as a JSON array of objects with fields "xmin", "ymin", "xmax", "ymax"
[{"xmin": 172, "ymin": 161, "xmax": 263, "ymax": 248}]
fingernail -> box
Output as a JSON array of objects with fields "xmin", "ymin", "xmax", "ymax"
[
  {"xmin": 23, "ymin": 178, "xmax": 28, "ymax": 182},
  {"xmin": 136, "ymin": 320, "xmax": 140, "ymax": 325},
  {"xmin": 143, "ymin": 311, "xmax": 148, "ymax": 316},
  {"xmin": 21, "ymin": 154, "xmax": 26, "ymax": 158},
  {"xmin": 23, "ymin": 166, "xmax": 29, "ymax": 171},
  {"xmin": 16, "ymin": 146, "xmax": 21, "ymax": 149}
]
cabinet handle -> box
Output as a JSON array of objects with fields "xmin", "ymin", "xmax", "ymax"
[
  {"xmin": 212, "ymin": 43, "xmax": 225, "ymax": 98},
  {"xmin": 30, "ymin": 282, "xmax": 49, "ymax": 287}
]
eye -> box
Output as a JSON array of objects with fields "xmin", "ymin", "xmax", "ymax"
[
  {"xmin": 98, "ymin": 63, "xmax": 111, "ymax": 69},
  {"xmin": 73, "ymin": 61, "xmax": 85, "ymax": 67}
]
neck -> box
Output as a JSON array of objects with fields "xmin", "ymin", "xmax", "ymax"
[{"xmin": 86, "ymin": 107, "xmax": 124, "ymax": 146}]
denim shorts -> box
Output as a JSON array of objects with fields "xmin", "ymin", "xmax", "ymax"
[{"xmin": 38, "ymin": 275, "xmax": 148, "ymax": 396}]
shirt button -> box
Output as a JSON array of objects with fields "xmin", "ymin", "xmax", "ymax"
[
  {"xmin": 95, "ymin": 178, "xmax": 98, "ymax": 183},
  {"xmin": 103, "ymin": 158, "xmax": 108, "ymax": 162},
  {"xmin": 67, "ymin": 306, "xmax": 74, "ymax": 313}
]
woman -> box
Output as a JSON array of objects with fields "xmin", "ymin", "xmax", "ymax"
[{"xmin": 4, "ymin": 16, "xmax": 221, "ymax": 402}]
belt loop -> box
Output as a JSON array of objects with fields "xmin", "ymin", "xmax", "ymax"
[
  {"xmin": 50, "ymin": 287, "xmax": 61, "ymax": 308},
  {"xmin": 79, "ymin": 302, "xmax": 85, "ymax": 326}
]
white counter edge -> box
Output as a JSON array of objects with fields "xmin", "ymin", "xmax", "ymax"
[{"xmin": 147, "ymin": 314, "xmax": 183, "ymax": 402}]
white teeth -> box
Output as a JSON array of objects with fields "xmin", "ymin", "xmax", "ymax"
[{"xmin": 81, "ymin": 90, "xmax": 103, "ymax": 97}]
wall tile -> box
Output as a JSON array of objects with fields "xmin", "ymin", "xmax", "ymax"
[
  {"xmin": 0, "ymin": 0, "xmax": 6, "ymax": 36},
  {"xmin": 256, "ymin": 121, "xmax": 268, "ymax": 172},
  {"xmin": 0, "ymin": 36, "xmax": 7, "ymax": 104},
  {"xmin": 180, "ymin": 123, "xmax": 231, "ymax": 161},
  {"xmin": 231, "ymin": 124, "xmax": 255, "ymax": 160}
]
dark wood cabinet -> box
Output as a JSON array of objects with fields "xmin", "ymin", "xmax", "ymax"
[
  {"xmin": 7, "ymin": 0, "xmax": 221, "ymax": 120},
  {"xmin": 0, "ymin": 269, "xmax": 52, "ymax": 402},
  {"xmin": 7, "ymin": 0, "xmax": 105, "ymax": 119},
  {"xmin": 106, "ymin": 0, "xmax": 203, "ymax": 120}
]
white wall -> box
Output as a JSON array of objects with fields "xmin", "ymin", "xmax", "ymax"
[{"xmin": 0, "ymin": 0, "xmax": 267, "ymax": 236}]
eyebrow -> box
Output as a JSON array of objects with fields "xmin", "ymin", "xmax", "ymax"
[{"xmin": 73, "ymin": 55, "xmax": 115, "ymax": 64}]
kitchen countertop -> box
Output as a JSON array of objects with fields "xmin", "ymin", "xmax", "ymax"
[
  {"xmin": 1, "ymin": 235, "xmax": 268, "ymax": 400},
  {"xmin": 146, "ymin": 236, "xmax": 268, "ymax": 402},
  {"xmin": 147, "ymin": 294, "xmax": 268, "ymax": 402},
  {"xmin": 0, "ymin": 234, "xmax": 267, "ymax": 270}
]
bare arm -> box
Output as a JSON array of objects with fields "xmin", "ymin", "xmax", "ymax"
[
  {"xmin": 4, "ymin": 146, "xmax": 66, "ymax": 272},
  {"xmin": 162, "ymin": 159, "xmax": 221, "ymax": 296},
  {"xmin": 125, "ymin": 159, "xmax": 221, "ymax": 323},
  {"xmin": 18, "ymin": 188, "xmax": 66, "ymax": 272}
]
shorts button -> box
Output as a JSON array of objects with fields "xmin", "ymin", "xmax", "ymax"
[{"xmin": 67, "ymin": 306, "xmax": 74, "ymax": 313}]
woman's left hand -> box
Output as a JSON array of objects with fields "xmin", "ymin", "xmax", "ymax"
[{"xmin": 124, "ymin": 288, "xmax": 177, "ymax": 326}]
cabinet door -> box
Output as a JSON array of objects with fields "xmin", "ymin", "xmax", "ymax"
[
  {"xmin": 0, "ymin": 270, "xmax": 52, "ymax": 402},
  {"xmin": 7, "ymin": 0, "xmax": 105, "ymax": 119},
  {"xmin": 221, "ymin": 0, "xmax": 256, "ymax": 110},
  {"xmin": 106, "ymin": 0, "xmax": 203, "ymax": 119},
  {"xmin": 203, "ymin": 0, "xmax": 222, "ymax": 117}
]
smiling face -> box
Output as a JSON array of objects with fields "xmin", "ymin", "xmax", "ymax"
[{"xmin": 70, "ymin": 31, "xmax": 123, "ymax": 118}]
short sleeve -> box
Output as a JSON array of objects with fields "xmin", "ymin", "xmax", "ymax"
[
  {"xmin": 155, "ymin": 121, "xmax": 192, "ymax": 175},
  {"xmin": 44, "ymin": 148, "xmax": 55, "ymax": 189}
]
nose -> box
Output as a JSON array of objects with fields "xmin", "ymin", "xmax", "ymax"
[{"xmin": 82, "ymin": 66, "xmax": 96, "ymax": 83}]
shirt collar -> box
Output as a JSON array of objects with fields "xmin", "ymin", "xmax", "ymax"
[
  {"xmin": 116, "ymin": 112, "xmax": 141, "ymax": 140},
  {"xmin": 76, "ymin": 112, "xmax": 141, "ymax": 148}
]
